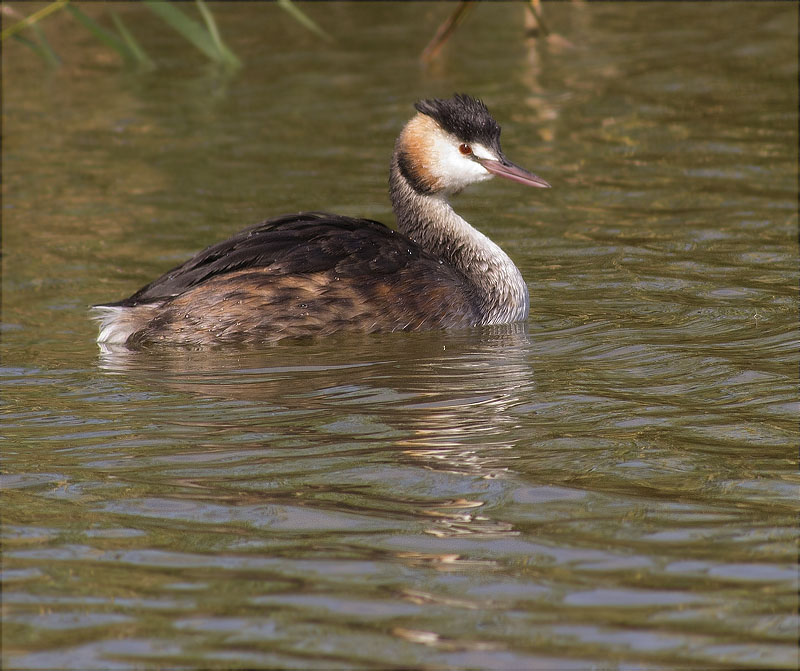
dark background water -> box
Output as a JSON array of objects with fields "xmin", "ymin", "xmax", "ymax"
[{"xmin": 2, "ymin": 2, "xmax": 798, "ymax": 669}]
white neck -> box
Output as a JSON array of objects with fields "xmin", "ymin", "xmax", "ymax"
[{"xmin": 389, "ymin": 156, "xmax": 529, "ymax": 325}]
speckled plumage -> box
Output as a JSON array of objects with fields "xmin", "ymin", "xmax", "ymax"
[{"xmin": 96, "ymin": 213, "xmax": 480, "ymax": 345}]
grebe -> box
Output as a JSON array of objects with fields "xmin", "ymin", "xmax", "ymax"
[{"xmin": 94, "ymin": 94, "xmax": 550, "ymax": 346}]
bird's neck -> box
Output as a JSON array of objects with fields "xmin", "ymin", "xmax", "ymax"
[{"xmin": 389, "ymin": 155, "xmax": 529, "ymax": 325}]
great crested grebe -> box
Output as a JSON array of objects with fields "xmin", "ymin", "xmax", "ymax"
[{"xmin": 94, "ymin": 94, "xmax": 550, "ymax": 346}]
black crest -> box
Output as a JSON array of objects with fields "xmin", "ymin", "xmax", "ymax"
[{"xmin": 415, "ymin": 94, "xmax": 501, "ymax": 149}]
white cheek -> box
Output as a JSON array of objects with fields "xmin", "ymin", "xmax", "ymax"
[{"xmin": 430, "ymin": 135, "xmax": 493, "ymax": 192}]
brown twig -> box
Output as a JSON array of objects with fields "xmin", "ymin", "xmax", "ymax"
[
  {"xmin": 525, "ymin": 0, "xmax": 551, "ymax": 38},
  {"xmin": 421, "ymin": 1, "xmax": 476, "ymax": 65}
]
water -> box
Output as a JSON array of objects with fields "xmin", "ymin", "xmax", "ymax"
[{"xmin": 2, "ymin": 2, "xmax": 797, "ymax": 669}]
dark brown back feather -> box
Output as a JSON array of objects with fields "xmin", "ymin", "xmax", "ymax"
[{"xmin": 101, "ymin": 212, "xmax": 482, "ymax": 344}]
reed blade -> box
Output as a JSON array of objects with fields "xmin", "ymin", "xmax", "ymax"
[
  {"xmin": 276, "ymin": 0, "xmax": 333, "ymax": 43},
  {"xmin": 66, "ymin": 4, "xmax": 138, "ymax": 65},
  {"xmin": 143, "ymin": 0, "xmax": 240, "ymax": 67},
  {"xmin": 12, "ymin": 32, "xmax": 60, "ymax": 67},
  {"xmin": 1, "ymin": 0, "xmax": 68, "ymax": 42},
  {"xmin": 195, "ymin": 0, "xmax": 242, "ymax": 68},
  {"xmin": 110, "ymin": 10, "xmax": 154, "ymax": 68}
]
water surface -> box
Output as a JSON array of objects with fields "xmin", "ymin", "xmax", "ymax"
[{"xmin": 2, "ymin": 2, "xmax": 798, "ymax": 669}]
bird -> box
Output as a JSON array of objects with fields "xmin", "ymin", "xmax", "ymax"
[{"xmin": 93, "ymin": 94, "xmax": 550, "ymax": 346}]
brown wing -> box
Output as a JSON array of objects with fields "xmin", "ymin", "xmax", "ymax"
[{"xmin": 106, "ymin": 212, "xmax": 481, "ymax": 345}]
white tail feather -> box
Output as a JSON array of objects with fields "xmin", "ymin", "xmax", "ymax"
[{"xmin": 91, "ymin": 304, "xmax": 159, "ymax": 344}]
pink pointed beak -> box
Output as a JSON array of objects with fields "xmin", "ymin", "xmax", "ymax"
[{"xmin": 477, "ymin": 157, "xmax": 551, "ymax": 189}]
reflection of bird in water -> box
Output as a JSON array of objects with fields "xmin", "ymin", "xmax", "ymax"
[{"xmin": 93, "ymin": 95, "xmax": 549, "ymax": 346}]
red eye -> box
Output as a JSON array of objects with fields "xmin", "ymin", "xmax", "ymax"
[{"xmin": 458, "ymin": 143, "xmax": 473, "ymax": 155}]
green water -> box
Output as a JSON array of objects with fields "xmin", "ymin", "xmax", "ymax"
[{"xmin": 2, "ymin": 3, "xmax": 797, "ymax": 669}]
